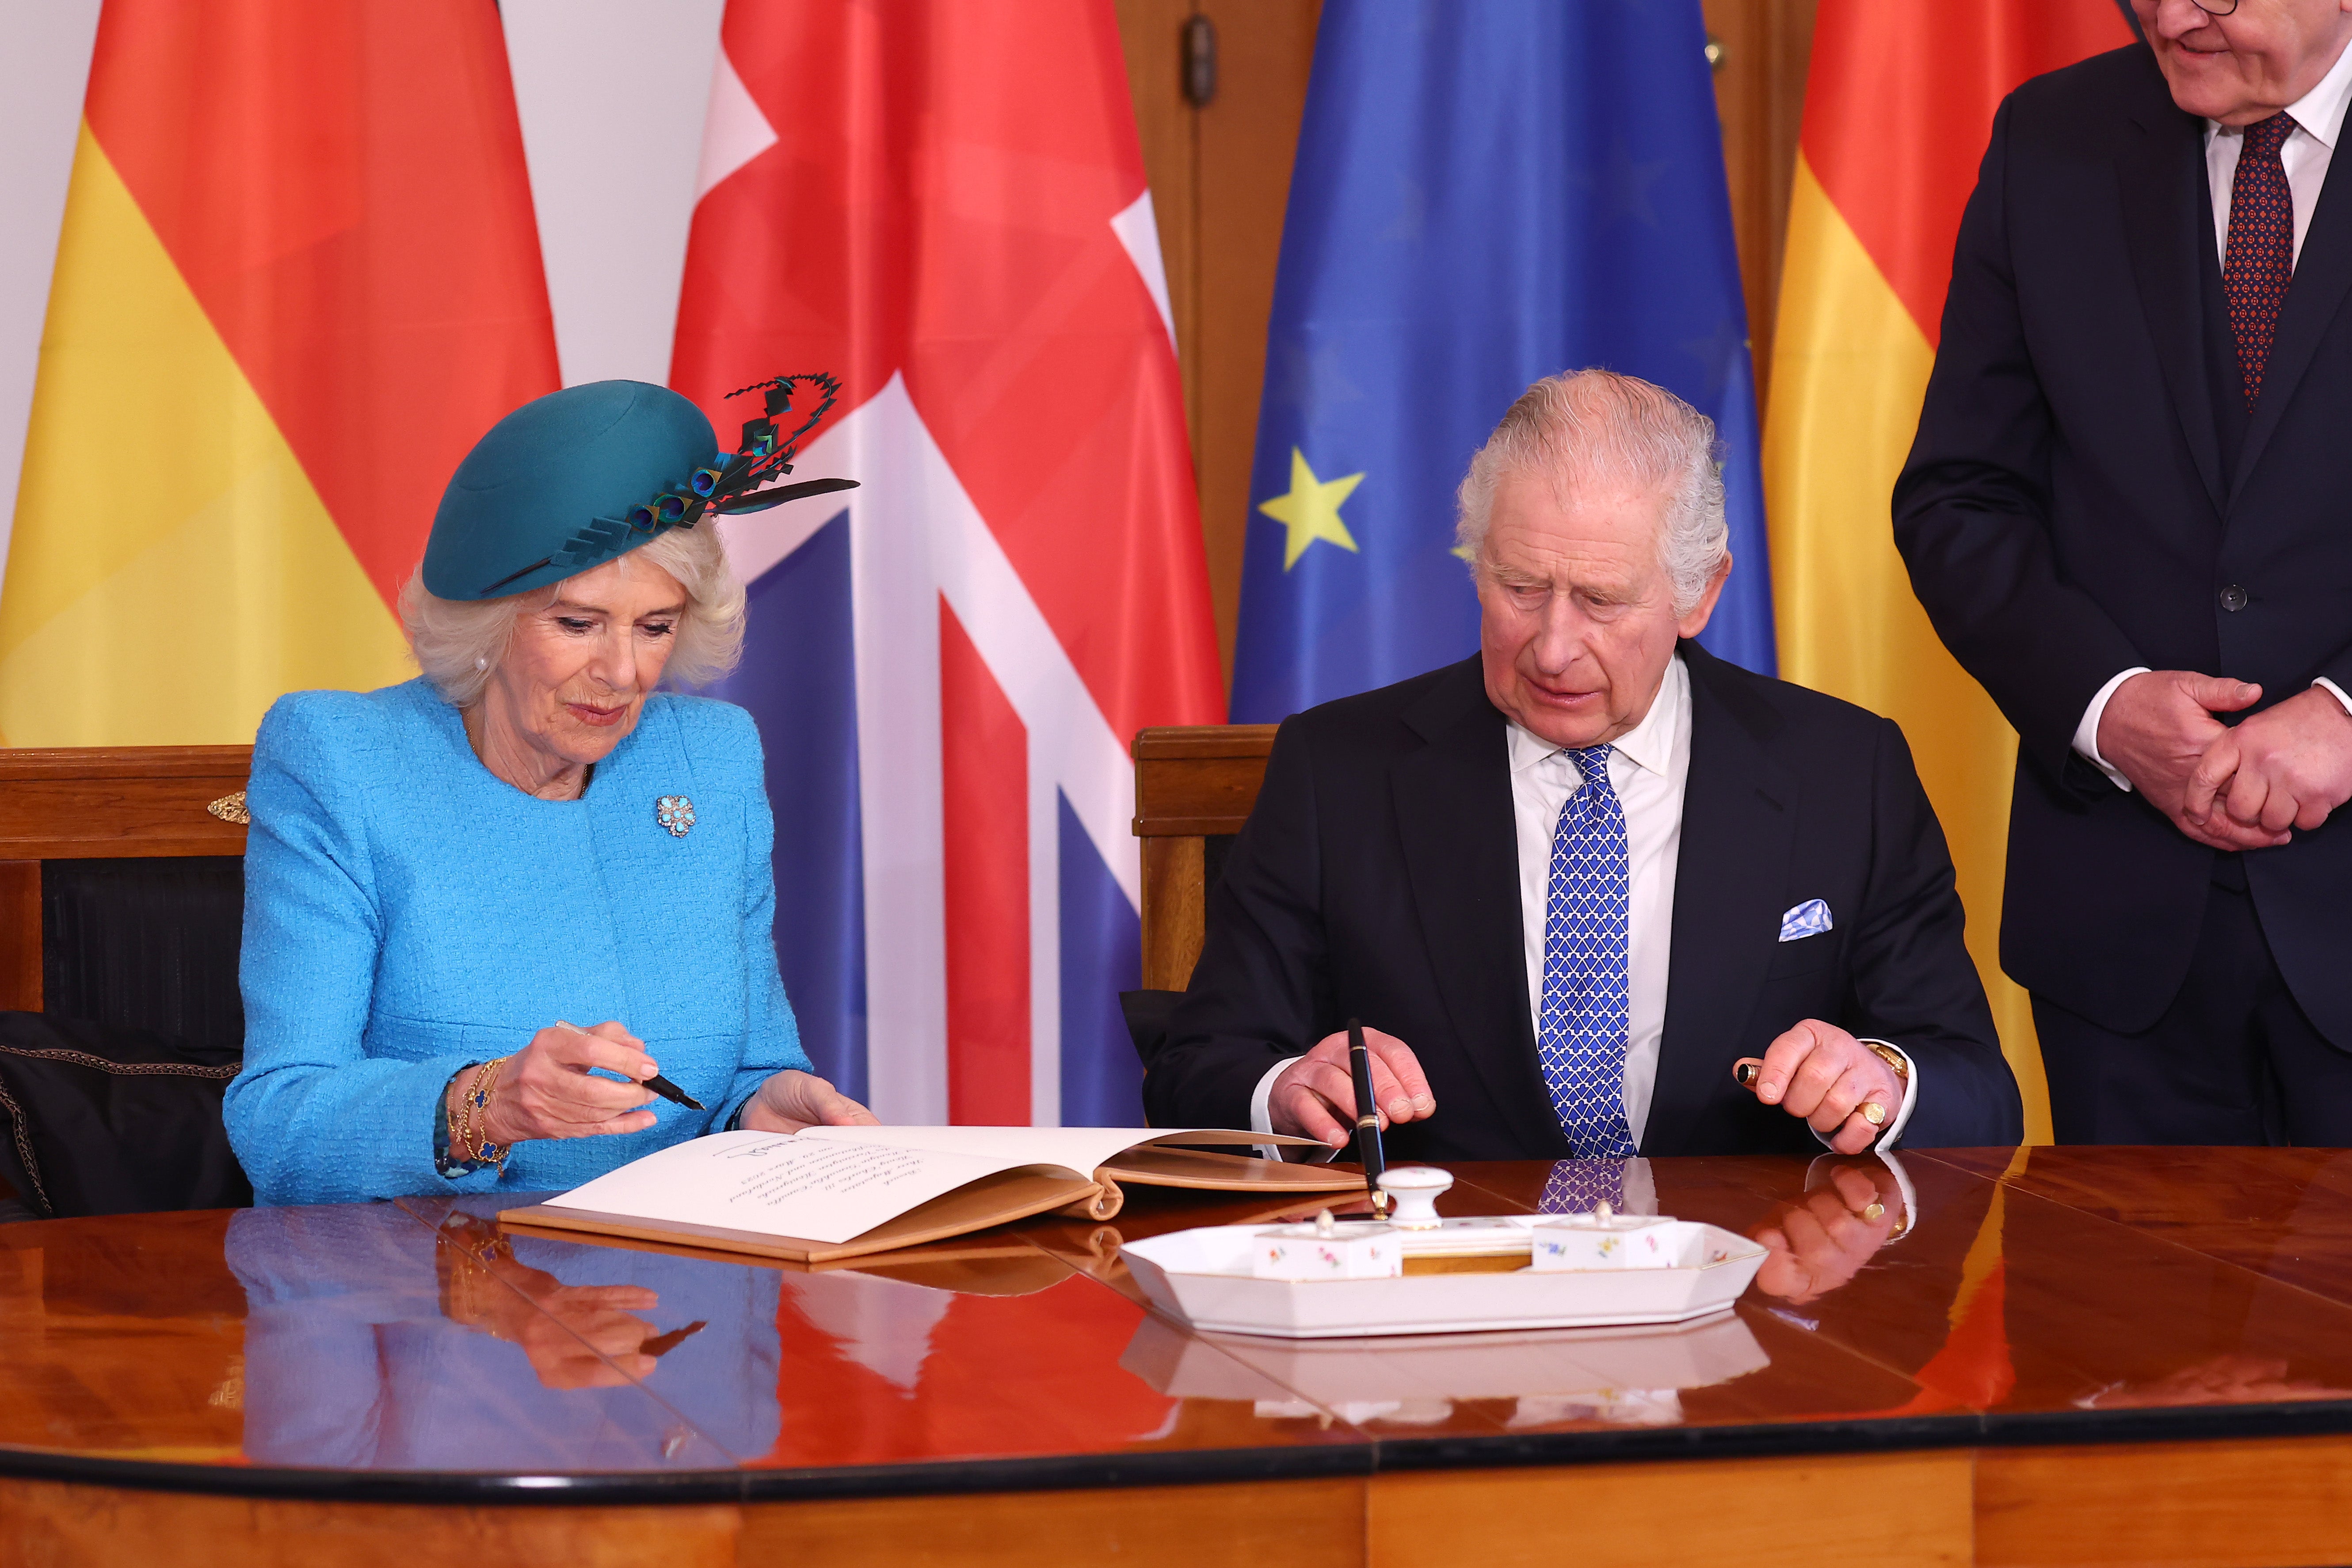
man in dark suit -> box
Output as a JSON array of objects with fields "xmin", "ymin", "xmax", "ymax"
[
  {"xmin": 1146, "ymin": 370, "xmax": 2023, "ymax": 1161},
  {"xmin": 1895, "ymin": 3, "xmax": 2352, "ymax": 1144}
]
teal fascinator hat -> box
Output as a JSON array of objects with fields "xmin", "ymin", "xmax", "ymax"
[{"xmin": 423, "ymin": 373, "xmax": 858, "ymax": 602}]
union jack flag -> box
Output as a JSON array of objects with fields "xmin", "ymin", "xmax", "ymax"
[{"xmin": 671, "ymin": 0, "xmax": 1224, "ymax": 1125}]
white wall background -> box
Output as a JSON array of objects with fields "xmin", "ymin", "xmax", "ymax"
[
  {"xmin": 0, "ymin": 0, "xmax": 728, "ymax": 607},
  {"xmin": 501, "ymin": 0, "xmax": 727, "ymax": 386},
  {"xmin": 0, "ymin": 0, "xmax": 104, "ymax": 587}
]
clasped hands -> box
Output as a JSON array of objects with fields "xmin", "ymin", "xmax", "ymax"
[
  {"xmin": 2098, "ymin": 670, "xmax": 2352, "ymax": 848},
  {"xmin": 448, "ymin": 1020, "xmax": 877, "ymax": 1149},
  {"xmin": 1267, "ymin": 1017, "xmax": 1900, "ymax": 1155}
]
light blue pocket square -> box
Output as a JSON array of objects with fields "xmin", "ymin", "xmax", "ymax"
[{"xmin": 1778, "ymin": 899, "xmax": 1834, "ymax": 942}]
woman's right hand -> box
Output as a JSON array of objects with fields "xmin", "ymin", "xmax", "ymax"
[{"xmin": 461, "ymin": 1020, "xmax": 660, "ymax": 1146}]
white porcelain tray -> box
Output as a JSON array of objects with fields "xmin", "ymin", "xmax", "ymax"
[{"xmin": 1120, "ymin": 1218, "xmax": 1766, "ymax": 1339}]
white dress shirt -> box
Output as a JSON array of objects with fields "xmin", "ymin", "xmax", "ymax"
[
  {"xmin": 2203, "ymin": 41, "xmax": 2352, "ymax": 274},
  {"xmin": 2074, "ymin": 39, "xmax": 2352, "ymax": 787},
  {"xmin": 1250, "ymin": 654, "xmax": 1920, "ymax": 1149}
]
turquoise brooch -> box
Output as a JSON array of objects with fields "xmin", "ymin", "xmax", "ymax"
[{"xmin": 656, "ymin": 795, "xmax": 696, "ymax": 837}]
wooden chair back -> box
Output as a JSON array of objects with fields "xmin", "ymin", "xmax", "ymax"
[
  {"xmin": 1129, "ymin": 724, "xmax": 1277, "ymax": 991},
  {"xmin": 0, "ymin": 747, "xmax": 253, "ymax": 1014},
  {"xmin": 1, "ymin": 731, "xmax": 1281, "ymax": 1026}
]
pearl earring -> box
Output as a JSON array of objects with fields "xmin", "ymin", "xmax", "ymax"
[{"xmin": 475, "ymin": 657, "xmax": 488, "ymax": 670}]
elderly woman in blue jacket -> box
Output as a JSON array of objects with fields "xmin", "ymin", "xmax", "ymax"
[{"xmin": 226, "ymin": 378, "xmax": 874, "ymax": 1205}]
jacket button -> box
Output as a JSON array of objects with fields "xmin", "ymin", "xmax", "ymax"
[{"xmin": 2220, "ymin": 584, "xmax": 2249, "ymax": 612}]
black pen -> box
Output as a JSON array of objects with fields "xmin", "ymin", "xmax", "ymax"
[
  {"xmin": 641, "ymin": 1074, "xmax": 703, "ymax": 1111},
  {"xmin": 1347, "ymin": 1017, "xmax": 1388, "ymax": 1217},
  {"xmin": 557, "ymin": 1020, "xmax": 705, "ymax": 1111}
]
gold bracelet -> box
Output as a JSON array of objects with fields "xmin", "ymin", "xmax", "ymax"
[
  {"xmin": 456, "ymin": 1062, "xmax": 484, "ymax": 1158},
  {"xmin": 474, "ymin": 1057, "xmax": 507, "ymax": 1164},
  {"xmin": 459, "ymin": 1057, "xmax": 511, "ymax": 1167}
]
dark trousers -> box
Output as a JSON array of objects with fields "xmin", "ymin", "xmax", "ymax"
[{"xmin": 2034, "ymin": 875, "xmax": 2352, "ymax": 1146}]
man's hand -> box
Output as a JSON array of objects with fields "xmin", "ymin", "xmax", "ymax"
[
  {"xmin": 2097, "ymin": 670, "xmax": 2283, "ymax": 850},
  {"xmin": 1267, "ymin": 1026, "xmax": 1436, "ymax": 1149},
  {"xmin": 1734, "ymin": 1020, "xmax": 1902, "ymax": 1155},
  {"xmin": 2184, "ymin": 685, "xmax": 2352, "ymax": 838}
]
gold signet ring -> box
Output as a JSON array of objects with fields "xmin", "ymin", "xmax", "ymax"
[
  {"xmin": 1862, "ymin": 1202, "xmax": 1886, "ymax": 1222},
  {"xmin": 1860, "ymin": 1102, "xmax": 1887, "ymax": 1127}
]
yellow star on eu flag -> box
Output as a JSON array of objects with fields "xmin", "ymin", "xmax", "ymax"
[{"xmin": 1257, "ymin": 448, "xmax": 1365, "ymax": 570}]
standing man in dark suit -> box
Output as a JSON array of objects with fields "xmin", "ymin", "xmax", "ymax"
[
  {"xmin": 1145, "ymin": 371, "xmax": 2022, "ymax": 1163},
  {"xmin": 1896, "ymin": 1, "xmax": 2352, "ymax": 1144}
]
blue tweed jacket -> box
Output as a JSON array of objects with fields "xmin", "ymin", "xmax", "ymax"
[{"xmin": 226, "ymin": 677, "xmax": 813, "ymax": 1205}]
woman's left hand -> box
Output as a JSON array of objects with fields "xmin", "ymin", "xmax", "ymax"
[{"xmin": 740, "ymin": 1069, "xmax": 879, "ymax": 1134}]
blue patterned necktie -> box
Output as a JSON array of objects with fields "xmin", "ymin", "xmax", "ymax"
[{"xmin": 1537, "ymin": 744, "xmax": 1638, "ymax": 1157}]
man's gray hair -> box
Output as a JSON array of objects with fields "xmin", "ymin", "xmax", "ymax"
[
  {"xmin": 398, "ymin": 525, "xmax": 747, "ymax": 708},
  {"xmin": 1453, "ymin": 369, "xmax": 1729, "ymax": 615}
]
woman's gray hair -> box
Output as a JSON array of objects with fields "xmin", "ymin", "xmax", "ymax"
[
  {"xmin": 1453, "ymin": 369, "xmax": 1729, "ymax": 616},
  {"xmin": 398, "ymin": 525, "xmax": 747, "ymax": 707}
]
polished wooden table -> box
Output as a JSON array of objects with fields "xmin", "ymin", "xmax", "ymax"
[{"xmin": 5, "ymin": 1148, "xmax": 2352, "ymax": 1567}]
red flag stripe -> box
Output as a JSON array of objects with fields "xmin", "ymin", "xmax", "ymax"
[{"xmin": 941, "ymin": 600, "xmax": 1033, "ymax": 1123}]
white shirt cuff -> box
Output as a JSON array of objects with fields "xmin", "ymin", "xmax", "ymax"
[
  {"xmin": 2073, "ymin": 667, "xmax": 2150, "ymax": 792},
  {"xmin": 1810, "ymin": 1038, "xmax": 1919, "ymax": 1150},
  {"xmin": 2314, "ymin": 677, "xmax": 2352, "ymax": 717},
  {"xmin": 1250, "ymin": 1055, "xmax": 1303, "ymax": 1159}
]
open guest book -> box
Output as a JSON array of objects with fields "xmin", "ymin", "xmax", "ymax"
[{"xmin": 498, "ymin": 1125, "xmax": 1359, "ymax": 1263}]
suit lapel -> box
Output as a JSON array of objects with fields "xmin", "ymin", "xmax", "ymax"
[
  {"xmin": 1391, "ymin": 662, "xmax": 1569, "ymax": 1158},
  {"xmin": 1642, "ymin": 647, "xmax": 1798, "ymax": 1158},
  {"xmin": 2233, "ymin": 130, "xmax": 2352, "ymax": 503},
  {"xmin": 2118, "ymin": 88, "xmax": 2227, "ymax": 513}
]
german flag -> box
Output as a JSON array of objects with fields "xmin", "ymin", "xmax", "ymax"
[
  {"xmin": 0, "ymin": 0, "xmax": 559, "ymax": 746},
  {"xmin": 1764, "ymin": 2, "xmax": 2135, "ymax": 1143}
]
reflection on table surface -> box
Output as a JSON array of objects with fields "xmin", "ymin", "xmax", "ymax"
[
  {"xmin": 230, "ymin": 1201, "xmax": 750, "ymax": 1470},
  {"xmin": 1123, "ymin": 1309, "xmax": 1770, "ymax": 1430},
  {"xmin": 4, "ymin": 1148, "xmax": 2352, "ymax": 1483}
]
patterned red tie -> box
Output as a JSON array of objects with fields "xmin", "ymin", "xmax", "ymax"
[{"xmin": 2225, "ymin": 112, "xmax": 2297, "ymax": 407}]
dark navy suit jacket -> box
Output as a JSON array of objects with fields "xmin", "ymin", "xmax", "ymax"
[
  {"xmin": 1142, "ymin": 647, "xmax": 2024, "ymax": 1159},
  {"xmin": 1896, "ymin": 44, "xmax": 2352, "ymax": 1041}
]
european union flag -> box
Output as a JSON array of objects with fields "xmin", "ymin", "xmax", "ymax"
[{"xmin": 1231, "ymin": 0, "xmax": 1774, "ymax": 722}]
